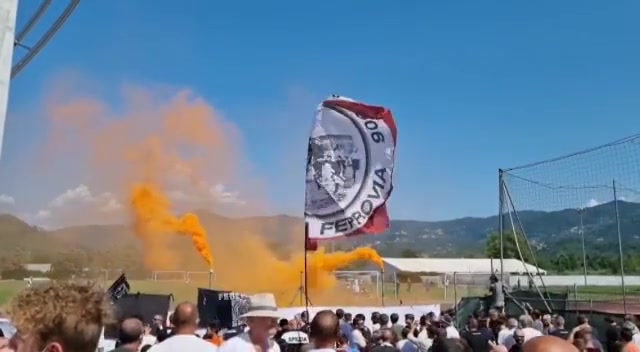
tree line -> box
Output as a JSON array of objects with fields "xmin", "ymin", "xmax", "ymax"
[
  {"xmin": 0, "ymin": 247, "xmax": 153, "ymax": 280},
  {"xmin": 485, "ymin": 231, "xmax": 640, "ymax": 274}
]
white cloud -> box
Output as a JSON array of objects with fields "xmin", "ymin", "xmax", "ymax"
[
  {"xmin": 0, "ymin": 194, "xmax": 15, "ymax": 204},
  {"xmin": 209, "ymin": 184, "xmax": 244, "ymax": 205},
  {"xmin": 30, "ymin": 185, "xmax": 123, "ymax": 228},
  {"xmin": 584, "ymin": 196, "xmax": 627, "ymax": 208},
  {"xmin": 166, "ymin": 183, "xmax": 244, "ymax": 206},
  {"xmin": 48, "ymin": 184, "xmax": 122, "ymax": 210},
  {"xmin": 586, "ymin": 199, "xmax": 600, "ymax": 208},
  {"xmin": 36, "ymin": 210, "xmax": 51, "ymax": 219},
  {"xmin": 30, "ymin": 183, "xmax": 242, "ymax": 228}
]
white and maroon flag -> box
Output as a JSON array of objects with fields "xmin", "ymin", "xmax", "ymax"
[{"xmin": 304, "ymin": 95, "xmax": 397, "ymax": 244}]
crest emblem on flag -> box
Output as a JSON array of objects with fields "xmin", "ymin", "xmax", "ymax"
[
  {"xmin": 230, "ymin": 294, "xmax": 250, "ymax": 327},
  {"xmin": 305, "ymin": 95, "xmax": 397, "ymax": 240}
]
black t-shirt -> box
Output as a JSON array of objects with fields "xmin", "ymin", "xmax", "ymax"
[
  {"xmin": 508, "ymin": 344, "xmax": 523, "ymax": 352},
  {"xmin": 605, "ymin": 325, "xmax": 621, "ymax": 352},
  {"xmin": 461, "ymin": 330, "xmax": 491, "ymax": 352},
  {"xmin": 550, "ymin": 328, "xmax": 570, "ymax": 340}
]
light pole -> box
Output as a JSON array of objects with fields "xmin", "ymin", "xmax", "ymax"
[{"xmin": 577, "ymin": 208, "xmax": 588, "ymax": 287}]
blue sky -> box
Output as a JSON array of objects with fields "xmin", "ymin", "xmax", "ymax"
[{"xmin": 2, "ymin": 0, "xmax": 640, "ymax": 223}]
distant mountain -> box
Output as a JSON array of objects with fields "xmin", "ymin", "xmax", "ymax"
[
  {"xmin": 1, "ymin": 200, "xmax": 639, "ymax": 259},
  {"xmin": 336, "ymin": 200, "xmax": 640, "ymax": 258}
]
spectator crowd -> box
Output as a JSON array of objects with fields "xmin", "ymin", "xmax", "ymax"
[{"xmin": 0, "ymin": 281, "xmax": 640, "ymax": 352}]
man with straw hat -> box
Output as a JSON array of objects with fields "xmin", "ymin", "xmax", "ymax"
[{"xmin": 219, "ymin": 293, "xmax": 281, "ymax": 352}]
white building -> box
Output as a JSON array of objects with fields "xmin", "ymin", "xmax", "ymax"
[{"xmin": 362, "ymin": 258, "xmax": 545, "ymax": 275}]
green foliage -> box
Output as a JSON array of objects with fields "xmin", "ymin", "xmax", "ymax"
[
  {"xmin": 400, "ymin": 248, "xmax": 421, "ymax": 258},
  {"xmin": 485, "ymin": 231, "xmax": 634, "ymax": 274},
  {"xmin": 485, "ymin": 231, "xmax": 535, "ymax": 264}
]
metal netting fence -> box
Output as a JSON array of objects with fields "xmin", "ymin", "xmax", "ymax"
[{"xmin": 498, "ymin": 133, "xmax": 640, "ymax": 313}]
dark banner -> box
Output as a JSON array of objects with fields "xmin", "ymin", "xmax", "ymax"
[
  {"xmin": 197, "ymin": 288, "xmax": 249, "ymax": 329},
  {"xmin": 103, "ymin": 293, "xmax": 172, "ymax": 339},
  {"xmin": 106, "ymin": 273, "xmax": 130, "ymax": 301}
]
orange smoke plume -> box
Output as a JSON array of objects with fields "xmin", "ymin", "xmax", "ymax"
[
  {"xmin": 131, "ymin": 183, "xmax": 213, "ymax": 268},
  {"xmin": 38, "ymin": 77, "xmax": 385, "ymax": 305}
]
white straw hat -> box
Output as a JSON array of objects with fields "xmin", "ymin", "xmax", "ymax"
[{"xmin": 239, "ymin": 293, "xmax": 280, "ymax": 319}]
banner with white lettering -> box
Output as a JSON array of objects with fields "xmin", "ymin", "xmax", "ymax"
[
  {"xmin": 106, "ymin": 273, "xmax": 130, "ymax": 301},
  {"xmin": 305, "ymin": 95, "xmax": 397, "ymax": 241},
  {"xmin": 197, "ymin": 288, "xmax": 250, "ymax": 328}
]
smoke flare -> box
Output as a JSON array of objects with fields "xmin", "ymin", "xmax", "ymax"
[
  {"xmin": 38, "ymin": 78, "xmax": 385, "ymax": 305},
  {"xmin": 131, "ymin": 183, "xmax": 213, "ymax": 268}
]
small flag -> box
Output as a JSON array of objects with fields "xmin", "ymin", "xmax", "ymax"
[
  {"xmin": 106, "ymin": 273, "xmax": 130, "ymax": 301},
  {"xmin": 304, "ymin": 95, "xmax": 397, "ymax": 245}
]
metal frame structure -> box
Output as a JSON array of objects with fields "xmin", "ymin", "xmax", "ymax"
[
  {"xmin": 152, "ymin": 270, "xmax": 187, "ymax": 281},
  {"xmin": 11, "ymin": 0, "xmax": 81, "ymax": 80},
  {"xmin": 497, "ymin": 134, "xmax": 639, "ymax": 314},
  {"xmin": 334, "ymin": 270, "xmax": 382, "ymax": 298}
]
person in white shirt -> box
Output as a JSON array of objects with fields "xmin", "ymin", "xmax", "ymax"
[
  {"xmin": 497, "ymin": 318, "xmax": 517, "ymax": 346},
  {"xmin": 371, "ymin": 313, "xmax": 381, "ymax": 333},
  {"xmin": 406, "ymin": 322, "xmax": 431, "ymax": 352},
  {"xmin": 141, "ymin": 324, "xmax": 158, "ymax": 347},
  {"xmin": 349, "ymin": 316, "xmax": 368, "ymax": 351},
  {"xmin": 219, "ymin": 293, "xmax": 281, "ymax": 352},
  {"xmin": 396, "ymin": 327, "xmax": 415, "ymax": 352},
  {"xmin": 148, "ymin": 301, "xmax": 217, "ymax": 352},
  {"xmin": 440, "ymin": 315, "xmax": 459, "ymax": 339},
  {"xmin": 503, "ymin": 315, "xmax": 542, "ymax": 349}
]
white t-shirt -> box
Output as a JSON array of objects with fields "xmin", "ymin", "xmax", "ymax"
[
  {"xmin": 445, "ymin": 326, "xmax": 460, "ymax": 339},
  {"xmin": 408, "ymin": 329, "xmax": 432, "ymax": 352},
  {"xmin": 141, "ymin": 334, "xmax": 157, "ymax": 347},
  {"xmin": 219, "ymin": 332, "xmax": 281, "ymax": 352},
  {"xmin": 497, "ymin": 328, "xmax": 515, "ymax": 346},
  {"xmin": 349, "ymin": 329, "xmax": 367, "ymax": 349},
  {"xmin": 503, "ymin": 328, "xmax": 542, "ymax": 349},
  {"xmin": 148, "ymin": 334, "xmax": 217, "ymax": 352}
]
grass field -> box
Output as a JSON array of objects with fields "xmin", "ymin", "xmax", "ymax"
[{"xmin": 0, "ymin": 280, "xmax": 636, "ymax": 310}]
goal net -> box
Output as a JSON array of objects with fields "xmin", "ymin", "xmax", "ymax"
[
  {"xmin": 334, "ymin": 270, "xmax": 381, "ymax": 296},
  {"xmin": 186, "ymin": 271, "xmax": 216, "ymax": 284},
  {"xmin": 152, "ymin": 271, "xmax": 186, "ymax": 281}
]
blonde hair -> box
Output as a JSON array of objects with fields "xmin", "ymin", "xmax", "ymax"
[{"xmin": 8, "ymin": 281, "xmax": 113, "ymax": 352}]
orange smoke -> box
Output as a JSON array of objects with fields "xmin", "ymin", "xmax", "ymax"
[
  {"xmin": 38, "ymin": 77, "xmax": 384, "ymax": 304},
  {"xmin": 131, "ymin": 183, "xmax": 213, "ymax": 268}
]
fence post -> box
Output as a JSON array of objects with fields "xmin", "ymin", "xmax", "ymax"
[
  {"xmin": 394, "ymin": 272, "xmax": 398, "ymax": 301},
  {"xmin": 573, "ymin": 284, "xmax": 579, "ymax": 314},
  {"xmin": 453, "ymin": 272, "xmax": 458, "ymax": 305},
  {"xmin": 444, "ymin": 274, "xmax": 448, "ymax": 301}
]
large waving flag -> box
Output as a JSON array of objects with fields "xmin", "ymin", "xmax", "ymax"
[{"xmin": 305, "ymin": 95, "xmax": 397, "ymax": 247}]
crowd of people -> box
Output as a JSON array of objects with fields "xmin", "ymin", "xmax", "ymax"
[{"xmin": 0, "ymin": 280, "xmax": 639, "ymax": 352}]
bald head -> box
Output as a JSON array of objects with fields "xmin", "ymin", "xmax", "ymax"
[
  {"xmin": 172, "ymin": 301, "xmax": 199, "ymax": 329},
  {"xmin": 523, "ymin": 336, "xmax": 578, "ymax": 352},
  {"xmin": 492, "ymin": 345, "xmax": 508, "ymax": 352},
  {"xmin": 119, "ymin": 317, "xmax": 144, "ymax": 345},
  {"xmin": 310, "ymin": 310, "xmax": 340, "ymax": 346}
]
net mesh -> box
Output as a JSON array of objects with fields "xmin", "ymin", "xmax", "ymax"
[{"xmin": 501, "ymin": 133, "xmax": 640, "ymax": 303}]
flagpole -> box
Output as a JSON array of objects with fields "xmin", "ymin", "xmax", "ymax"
[{"xmin": 304, "ymin": 222, "xmax": 309, "ymax": 313}]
